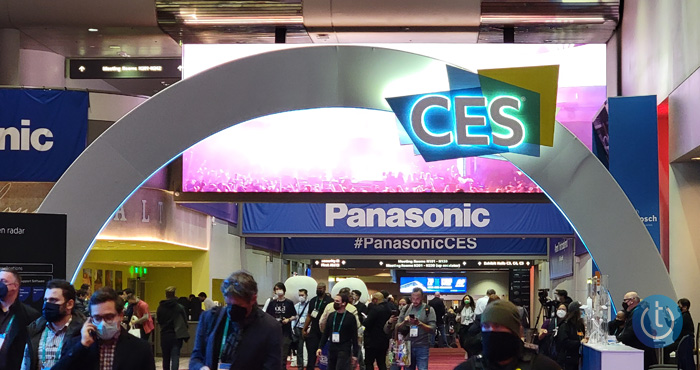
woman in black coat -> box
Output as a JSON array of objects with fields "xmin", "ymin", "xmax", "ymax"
[
  {"xmin": 556, "ymin": 301, "xmax": 587, "ymax": 370},
  {"xmin": 537, "ymin": 303, "xmax": 567, "ymax": 361}
]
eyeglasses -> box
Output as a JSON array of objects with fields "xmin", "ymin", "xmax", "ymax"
[
  {"xmin": 0, "ymin": 279, "xmax": 17, "ymax": 286},
  {"xmin": 91, "ymin": 314, "xmax": 118, "ymax": 323}
]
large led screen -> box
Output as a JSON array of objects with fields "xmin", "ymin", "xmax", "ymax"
[
  {"xmin": 181, "ymin": 44, "xmax": 606, "ymax": 195},
  {"xmin": 399, "ymin": 276, "xmax": 467, "ymax": 294}
]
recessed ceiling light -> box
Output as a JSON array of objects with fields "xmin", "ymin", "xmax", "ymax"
[
  {"xmin": 88, "ymin": 28, "xmax": 99, "ymax": 32},
  {"xmin": 692, "ymin": 157, "xmax": 700, "ymax": 161}
]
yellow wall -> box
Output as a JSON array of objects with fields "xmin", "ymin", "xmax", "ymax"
[
  {"xmin": 84, "ymin": 249, "xmax": 208, "ymax": 308},
  {"xmin": 142, "ymin": 267, "xmax": 193, "ymax": 309}
]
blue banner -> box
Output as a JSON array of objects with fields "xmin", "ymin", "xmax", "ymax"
[
  {"xmin": 608, "ymin": 96, "xmax": 661, "ymax": 251},
  {"xmin": 549, "ymin": 237, "xmax": 574, "ymax": 279},
  {"xmin": 0, "ymin": 89, "xmax": 88, "ymax": 181},
  {"xmin": 243, "ymin": 203, "xmax": 572, "ymax": 236},
  {"xmin": 283, "ymin": 237, "xmax": 547, "ymax": 255}
]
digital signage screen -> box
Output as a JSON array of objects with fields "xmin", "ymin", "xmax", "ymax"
[
  {"xmin": 180, "ymin": 44, "xmax": 606, "ymax": 200},
  {"xmin": 399, "ymin": 276, "xmax": 467, "ymax": 294}
]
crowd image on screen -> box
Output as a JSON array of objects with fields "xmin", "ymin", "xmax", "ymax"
[{"xmin": 182, "ymin": 159, "xmax": 542, "ymax": 194}]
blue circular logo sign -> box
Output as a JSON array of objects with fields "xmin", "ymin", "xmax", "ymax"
[{"xmin": 632, "ymin": 295, "xmax": 683, "ymax": 348}]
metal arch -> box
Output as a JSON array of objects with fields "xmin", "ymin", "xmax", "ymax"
[{"xmin": 38, "ymin": 45, "xmax": 674, "ymax": 300}]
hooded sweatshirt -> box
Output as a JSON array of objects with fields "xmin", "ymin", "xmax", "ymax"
[{"xmin": 157, "ymin": 298, "xmax": 189, "ymax": 339}]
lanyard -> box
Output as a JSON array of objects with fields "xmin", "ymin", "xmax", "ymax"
[
  {"xmin": 219, "ymin": 317, "xmax": 230, "ymax": 359},
  {"xmin": 41, "ymin": 326, "xmax": 65, "ymax": 365},
  {"xmin": 315, "ymin": 298, "xmax": 324, "ymax": 312},
  {"xmin": 332, "ymin": 311, "xmax": 347, "ymax": 333},
  {"xmin": 1, "ymin": 315, "xmax": 14, "ymax": 335}
]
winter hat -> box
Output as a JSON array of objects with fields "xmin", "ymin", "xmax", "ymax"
[{"xmin": 481, "ymin": 300, "xmax": 521, "ymax": 336}]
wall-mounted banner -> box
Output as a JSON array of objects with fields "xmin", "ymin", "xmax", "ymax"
[
  {"xmin": 284, "ymin": 237, "xmax": 547, "ymax": 256},
  {"xmin": 549, "ymin": 237, "xmax": 574, "ymax": 279},
  {"xmin": 0, "ymin": 89, "xmax": 88, "ymax": 181},
  {"xmin": 244, "ymin": 203, "xmax": 572, "ymax": 236},
  {"xmin": 607, "ymin": 96, "xmax": 661, "ymax": 251},
  {"xmin": 386, "ymin": 65, "xmax": 558, "ymax": 162}
]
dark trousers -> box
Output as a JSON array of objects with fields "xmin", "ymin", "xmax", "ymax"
[
  {"xmin": 294, "ymin": 327, "xmax": 306, "ymax": 368},
  {"xmin": 282, "ymin": 336, "xmax": 293, "ymax": 370},
  {"xmin": 161, "ymin": 335, "xmax": 183, "ymax": 370},
  {"xmin": 306, "ymin": 333, "xmax": 321, "ymax": 370},
  {"xmin": 329, "ymin": 350, "xmax": 351, "ymax": 370},
  {"xmin": 364, "ymin": 345, "xmax": 388, "ymax": 370}
]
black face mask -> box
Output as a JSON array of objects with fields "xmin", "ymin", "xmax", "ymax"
[
  {"xmin": 482, "ymin": 332, "xmax": 521, "ymax": 363},
  {"xmin": 333, "ymin": 303, "xmax": 341, "ymax": 311},
  {"xmin": 622, "ymin": 302, "xmax": 629, "ymax": 311},
  {"xmin": 316, "ymin": 290, "xmax": 324, "ymax": 297},
  {"xmin": 227, "ymin": 304, "xmax": 248, "ymax": 322},
  {"xmin": 0, "ymin": 282, "xmax": 7, "ymax": 300},
  {"xmin": 42, "ymin": 302, "xmax": 66, "ymax": 323}
]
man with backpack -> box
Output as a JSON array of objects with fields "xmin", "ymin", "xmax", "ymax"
[{"xmin": 395, "ymin": 288, "xmax": 436, "ymax": 370}]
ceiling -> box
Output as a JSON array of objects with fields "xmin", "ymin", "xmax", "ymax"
[{"xmin": 0, "ymin": 0, "xmax": 620, "ymax": 96}]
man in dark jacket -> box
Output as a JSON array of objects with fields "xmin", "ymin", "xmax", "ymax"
[
  {"xmin": 190, "ymin": 270, "xmax": 282, "ymax": 370},
  {"xmin": 454, "ymin": 300, "xmax": 561, "ymax": 370},
  {"xmin": 665, "ymin": 298, "xmax": 695, "ymax": 363},
  {"xmin": 21, "ymin": 279, "xmax": 85, "ymax": 370},
  {"xmin": 617, "ymin": 292, "xmax": 657, "ymax": 369},
  {"xmin": 302, "ymin": 282, "xmax": 333, "ymax": 370},
  {"xmin": 189, "ymin": 294, "xmax": 203, "ymax": 321},
  {"xmin": 0, "ymin": 268, "xmax": 41, "ymax": 370},
  {"xmin": 157, "ymin": 286, "xmax": 190, "ymax": 370},
  {"xmin": 428, "ymin": 292, "xmax": 447, "ymax": 347},
  {"xmin": 52, "ymin": 287, "xmax": 155, "ymax": 370},
  {"xmin": 363, "ymin": 292, "xmax": 392, "ymax": 370}
]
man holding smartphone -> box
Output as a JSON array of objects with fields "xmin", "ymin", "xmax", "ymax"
[
  {"xmin": 52, "ymin": 287, "xmax": 155, "ymax": 370},
  {"xmin": 395, "ymin": 288, "xmax": 436, "ymax": 370}
]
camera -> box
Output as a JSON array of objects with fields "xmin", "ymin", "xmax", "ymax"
[{"xmin": 538, "ymin": 289, "xmax": 558, "ymax": 317}]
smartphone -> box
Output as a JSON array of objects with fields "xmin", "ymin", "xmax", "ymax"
[
  {"xmin": 391, "ymin": 309, "xmax": 399, "ymax": 316},
  {"xmin": 409, "ymin": 314, "xmax": 415, "ymax": 320}
]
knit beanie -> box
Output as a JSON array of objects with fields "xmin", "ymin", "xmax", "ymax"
[{"xmin": 481, "ymin": 300, "xmax": 521, "ymax": 336}]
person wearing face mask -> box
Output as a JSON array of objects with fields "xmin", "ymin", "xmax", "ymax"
[
  {"xmin": 190, "ymin": 270, "xmax": 282, "ymax": 370},
  {"xmin": 607, "ymin": 310, "xmax": 626, "ymax": 337},
  {"xmin": 21, "ymin": 279, "xmax": 84, "ymax": 370},
  {"xmin": 456, "ymin": 294, "xmax": 475, "ymax": 359},
  {"xmin": 302, "ymin": 282, "xmax": 332, "ymax": 370},
  {"xmin": 537, "ymin": 303, "xmax": 567, "ymax": 361},
  {"xmin": 292, "ymin": 289, "xmax": 310, "ymax": 370},
  {"xmin": 265, "ymin": 282, "xmax": 297, "ymax": 370},
  {"xmin": 453, "ymin": 300, "xmax": 561, "ymax": 370},
  {"xmin": 0, "ymin": 268, "xmax": 40, "ymax": 370},
  {"xmin": 316, "ymin": 293, "xmax": 359, "ymax": 370},
  {"xmin": 555, "ymin": 302, "xmax": 587, "ymax": 370},
  {"xmin": 617, "ymin": 291, "xmax": 657, "ymax": 369},
  {"xmin": 52, "ymin": 287, "xmax": 155, "ymax": 370}
]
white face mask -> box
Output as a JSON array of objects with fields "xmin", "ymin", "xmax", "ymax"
[
  {"xmin": 556, "ymin": 310, "xmax": 567, "ymax": 319},
  {"xmin": 95, "ymin": 319, "xmax": 120, "ymax": 340},
  {"xmin": 298, "ymin": 296, "xmax": 306, "ymax": 302},
  {"xmin": 276, "ymin": 290, "xmax": 285, "ymax": 297}
]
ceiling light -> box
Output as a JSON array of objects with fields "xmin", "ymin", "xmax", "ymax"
[
  {"xmin": 88, "ymin": 28, "xmax": 99, "ymax": 32},
  {"xmin": 109, "ymin": 45, "xmax": 120, "ymax": 49},
  {"xmin": 692, "ymin": 157, "xmax": 700, "ymax": 161}
]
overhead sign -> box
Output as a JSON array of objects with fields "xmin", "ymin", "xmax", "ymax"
[
  {"xmin": 386, "ymin": 65, "xmax": 558, "ymax": 161},
  {"xmin": 284, "ymin": 237, "xmax": 548, "ymax": 256},
  {"xmin": 69, "ymin": 58, "xmax": 182, "ymax": 79},
  {"xmin": 470, "ymin": 260, "xmax": 534, "ymax": 268},
  {"xmin": 0, "ymin": 89, "xmax": 88, "ymax": 181},
  {"xmin": 311, "ymin": 259, "xmax": 466, "ymax": 269},
  {"xmin": 400, "ymin": 276, "xmax": 467, "ymax": 294},
  {"xmin": 244, "ymin": 203, "xmax": 573, "ymax": 236}
]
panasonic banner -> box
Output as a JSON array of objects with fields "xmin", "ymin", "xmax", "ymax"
[
  {"xmin": 242, "ymin": 203, "xmax": 572, "ymax": 236},
  {"xmin": 284, "ymin": 237, "xmax": 547, "ymax": 256},
  {"xmin": 0, "ymin": 89, "xmax": 88, "ymax": 181}
]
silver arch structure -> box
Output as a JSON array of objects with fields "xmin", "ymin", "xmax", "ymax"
[{"xmin": 38, "ymin": 46, "xmax": 674, "ymax": 300}]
